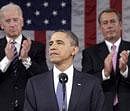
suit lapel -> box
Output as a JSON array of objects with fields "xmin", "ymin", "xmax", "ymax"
[
  {"xmin": 97, "ymin": 42, "xmax": 109, "ymax": 62},
  {"xmin": 44, "ymin": 70, "xmax": 59, "ymax": 111},
  {"xmin": 68, "ymin": 70, "xmax": 85, "ymax": 111},
  {"xmin": 0, "ymin": 37, "xmax": 7, "ymax": 58}
]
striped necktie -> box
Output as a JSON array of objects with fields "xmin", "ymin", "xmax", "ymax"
[{"xmin": 11, "ymin": 40, "xmax": 19, "ymax": 75}]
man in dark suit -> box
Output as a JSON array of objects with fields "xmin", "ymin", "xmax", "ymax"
[
  {"xmin": 82, "ymin": 9, "xmax": 130, "ymax": 111},
  {"xmin": 0, "ymin": 3, "xmax": 48, "ymax": 111},
  {"xmin": 24, "ymin": 30, "xmax": 104, "ymax": 111}
]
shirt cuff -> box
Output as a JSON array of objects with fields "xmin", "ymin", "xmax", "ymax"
[
  {"xmin": 0, "ymin": 56, "xmax": 11, "ymax": 72},
  {"xmin": 22, "ymin": 57, "xmax": 32, "ymax": 69},
  {"xmin": 102, "ymin": 69, "xmax": 110, "ymax": 80},
  {"xmin": 120, "ymin": 65, "xmax": 128, "ymax": 78}
]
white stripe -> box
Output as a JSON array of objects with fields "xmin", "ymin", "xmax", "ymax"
[
  {"xmin": 0, "ymin": 30, "xmax": 35, "ymax": 40},
  {"xmin": 22, "ymin": 30, "xmax": 35, "ymax": 40},
  {"xmin": 71, "ymin": 0, "xmax": 85, "ymax": 70},
  {"xmin": 97, "ymin": 0, "xmax": 110, "ymax": 43},
  {"xmin": 122, "ymin": 0, "xmax": 130, "ymax": 41}
]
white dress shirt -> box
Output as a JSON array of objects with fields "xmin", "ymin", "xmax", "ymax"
[
  {"xmin": 53, "ymin": 65, "xmax": 74, "ymax": 110},
  {"xmin": 102, "ymin": 38, "xmax": 128, "ymax": 80},
  {"xmin": 0, "ymin": 35, "xmax": 31, "ymax": 72}
]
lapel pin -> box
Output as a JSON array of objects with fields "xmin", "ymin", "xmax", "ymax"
[{"xmin": 77, "ymin": 83, "xmax": 81, "ymax": 86}]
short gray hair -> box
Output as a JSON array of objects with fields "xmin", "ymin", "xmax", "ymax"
[{"xmin": 0, "ymin": 3, "xmax": 23, "ymax": 21}]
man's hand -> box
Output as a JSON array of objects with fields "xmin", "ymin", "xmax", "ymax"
[
  {"xmin": 5, "ymin": 40, "xmax": 15, "ymax": 61},
  {"xmin": 19, "ymin": 38, "xmax": 32, "ymax": 61},
  {"xmin": 119, "ymin": 50, "xmax": 129, "ymax": 73},
  {"xmin": 104, "ymin": 52, "xmax": 113, "ymax": 77}
]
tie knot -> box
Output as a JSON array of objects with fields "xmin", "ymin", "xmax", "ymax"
[
  {"xmin": 11, "ymin": 40, "xmax": 16, "ymax": 45},
  {"xmin": 111, "ymin": 45, "xmax": 116, "ymax": 51},
  {"xmin": 59, "ymin": 73, "xmax": 68, "ymax": 84}
]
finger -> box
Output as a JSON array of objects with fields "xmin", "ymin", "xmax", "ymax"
[
  {"xmin": 27, "ymin": 38, "xmax": 32, "ymax": 45},
  {"xmin": 127, "ymin": 50, "xmax": 130, "ymax": 56},
  {"xmin": 119, "ymin": 56, "xmax": 128, "ymax": 67},
  {"xmin": 119, "ymin": 58, "xmax": 126, "ymax": 65},
  {"xmin": 120, "ymin": 50, "xmax": 129, "ymax": 57},
  {"xmin": 22, "ymin": 39, "xmax": 31, "ymax": 48}
]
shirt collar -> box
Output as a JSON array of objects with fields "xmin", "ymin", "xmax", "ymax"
[
  {"xmin": 53, "ymin": 64, "xmax": 74, "ymax": 81},
  {"xmin": 105, "ymin": 38, "xmax": 121, "ymax": 52},
  {"xmin": 6, "ymin": 34, "xmax": 22, "ymax": 45}
]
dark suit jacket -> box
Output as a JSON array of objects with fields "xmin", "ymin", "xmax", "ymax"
[
  {"xmin": 24, "ymin": 69, "xmax": 104, "ymax": 111},
  {"xmin": 82, "ymin": 40, "xmax": 130, "ymax": 111},
  {"xmin": 0, "ymin": 36, "xmax": 48, "ymax": 111}
]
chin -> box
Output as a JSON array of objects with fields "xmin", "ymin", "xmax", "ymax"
[{"xmin": 50, "ymin": 59, "xmax": 60, "ymax": 64}]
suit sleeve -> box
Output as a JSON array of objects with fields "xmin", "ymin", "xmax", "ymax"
[
  {"xmin": 91, "ymin": 79, "xmax": 105, "ymax": 111},
  {"xmin": 24, "ymin": 79, "xmax": 36, "ymax": 111},
  {"xmin": 26, "ymin": 41, "xmax": 48, "ymax": 77},
  {"xmin": 82, "ymin": 49, "xmax": 103, "ymax": 80}
]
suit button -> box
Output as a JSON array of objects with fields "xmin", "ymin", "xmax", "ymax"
[
  {"xmin": 14, "ymin": 99, "xmax": 18, "ymax": 107},
  {"xmin": 14, "ymin": 86, "xmax": 19, "ymax": 90}
]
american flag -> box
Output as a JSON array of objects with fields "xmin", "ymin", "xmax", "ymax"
[{"xmin": 0, "ymin": 0, "xmax": 130, "ymax": 70}]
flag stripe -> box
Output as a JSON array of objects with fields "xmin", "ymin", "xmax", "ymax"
[
  {"xmin": 96, "ymin": 0, "xmax": 109, "ymax": 43},
  {"xmin": 122, "ymin": 0, "xmax": 130, "ymax": 41},
  {"xmin": 85, "ymin": 0, "xmax": 97, "ymax": 47},
  {"xmin": 34, "ymin": 31, "xmax": 46, "ymax": 45},
  {"xmin": 110, "ymin": 0, "xmax": 122, "ymax": 14}
]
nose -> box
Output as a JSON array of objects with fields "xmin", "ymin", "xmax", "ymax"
[
  {"xmin": 49, "ymin": 43, "xmax": 57, "ymax": 50},
  {"xmin": 107, "ymin": 21, "xmax": 114, "ymax": 29},
  {"xmin": 9, "ymin": 20, "xmax": 17, "ymax": 27}
]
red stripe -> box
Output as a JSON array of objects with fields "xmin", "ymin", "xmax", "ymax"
[
  {"xmin": 84, "ymin": 0, "xmax": 97, "ymax": 48},
  {"xmin": 110, "ymin": 0, "xmax": 122, "ymax": 14},
  {"xmin": 34, "ymin": 31, "xmax": 46, "ymax": 45}
]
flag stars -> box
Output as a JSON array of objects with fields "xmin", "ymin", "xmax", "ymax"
[
  {"xmin": 61, "ymin": 19, "xmax": 66, "ymax": 25},
  {"xmin": 43, "ymin": 2, "xmax": 49, "ymax": 7},
  {"xmin": 61, "ymin": 2, "xmax": 66, "ymax": 7},
  {"xmin": 52, "ymin": 10, "xmax": 58, "ymax": 16},
  {"xmin": 43, "ymin": 19, "xmax": 49, "ymax": 24},
  {"xmin": 35, "ymin": 10, "xmax": 40, "ymax": 16},
  {"xmin": 26, "ymin": 19, "xmax": 32, "ymax": 25},
  {"xmin": 26, "ymin": 2, "xmax": 31, "ymax": 7}
]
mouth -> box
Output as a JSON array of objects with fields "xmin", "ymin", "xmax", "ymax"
[
  {"xmin": 106, "ymin": 29, "xmax": 114, "ymax": 33},
  {"xmin": 49, "ymin": 52, "xmax": 59, "ymax": 56}
]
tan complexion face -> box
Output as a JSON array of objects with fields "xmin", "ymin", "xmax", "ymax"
[
  {"xmin": 49, "ymin": 32, "xmax": 78, "ymax": 66},
  {"xmin": 99, "ymin": 12, "xmax": 122, "ymax": 42},
  {"xmin": 1, "ymin": 7, "xmax": 23, "ymax": 38}
]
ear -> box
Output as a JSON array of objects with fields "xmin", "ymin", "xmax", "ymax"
[
  {"xmin": 98, "ymin": 24, "xmax": 101, "ymax": 31},
  {"xmin": 119, "ymin": 21, "xmax": 122, "ymax": 30},
  {"xmin": 0, "ymin": 23, "xmax": 4, "ymax": 30},
  {"xmin": 21, "ymin": 17, "xmax": 24, "ymax": 27},
  {"xmin": 71, "ymin": 46, "xmax": 79, "ymax": 56}
]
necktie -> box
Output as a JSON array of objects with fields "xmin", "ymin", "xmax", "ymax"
[
  {"xmin": 111, "ymin": 45, "xmax": 119, "ymax": 107},
  {"xmin": 111, "ymin": 45, "xmax": 117, "ymax": 72},
  {"xmin": 56, "ymin": 80, "xmax": 67, "ymax": 111},
  {"xmin": 11, "ymin": 40, "xmax": 19, "ymax": 75}
]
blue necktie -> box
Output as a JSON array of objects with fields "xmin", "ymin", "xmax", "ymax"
[{"xmin": 56, "ymin": 81, "xmax": 67, "ymax": 111}]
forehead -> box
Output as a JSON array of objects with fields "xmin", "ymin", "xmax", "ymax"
[
  {"xmin": 2, "ymin": 8, "xmax": 20, "ymax": 18},
  {"xmin": 50, "ymin": 32, "xmax": 70, "ymax": 42},
  {"xmin": 101, "ymin": 12, "xmax": 118, "ymax": 21}
]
